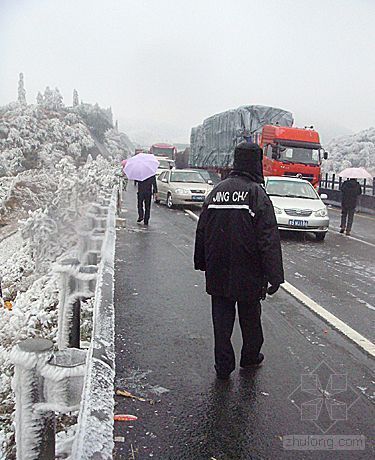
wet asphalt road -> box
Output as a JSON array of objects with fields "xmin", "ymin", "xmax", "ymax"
[
  {"xmin": 113, "ymin": 187, "xmax": 374, "ymax": 459},
  {"xmin": 191, "ymin": 206, "xmax": 375, "ymax": 342},
  {"xmin": 326, "ymin": 207, "xmax": 375, "ymax": 245}
]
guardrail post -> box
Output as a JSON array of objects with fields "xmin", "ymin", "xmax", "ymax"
[
  {"xmin": 338, "ymin": 176, "xmax": 342, "ymax": 190},
  {"xmin": 373, "ymin": 177, "xmax": 375, "ymax": 196},
  {"xmin": 325, "ymin": 172, "xmax": 328, "ymax": 188},
  {"xmin": 55, "ymin": 258, "xmax": 80, "ymax": 350},
  {"xmin": 10, "ymin": 338, "xmax": 55, "ymax": 460},
  {"xmin": 363, "ymin": 179, "xmax": 367, "ymax": 195}
]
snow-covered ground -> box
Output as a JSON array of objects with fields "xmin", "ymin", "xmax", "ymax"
[{"xmin": 0, "ymin": 233, "xmax": 22, "ymax": 265}]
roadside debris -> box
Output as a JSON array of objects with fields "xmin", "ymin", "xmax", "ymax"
[
  {"xmin": 114, "ymin": 414, "xmax": 138, "ymax": 421},
  {"xmin": 115, "ymin": 388, "xmax": 159, "ymax": 405},
  {"xmin": 116, "ymin": 388, "xmax": 146, "ymax": 401}
]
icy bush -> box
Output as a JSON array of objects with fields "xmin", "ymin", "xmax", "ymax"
[
  {"xmin": 324, "ymin": 127, "xmax": 375, "ymax": 175},
  {"xmin": 104, "ymin": 128, "xmax": 134, "ymax": 159},
  {"xmin": 0, "ymin": 155, "xmax": 116, "ymax": 458},
  {"xmin": 0, "ymin": 102, "xmax": 94, "ymax": 176}
]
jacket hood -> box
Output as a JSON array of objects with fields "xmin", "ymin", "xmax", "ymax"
[{"xmin": 231, "ymin": 142, "xmax": 264, "ymax": 183}]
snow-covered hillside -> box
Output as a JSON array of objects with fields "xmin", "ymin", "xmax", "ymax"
[
  {"xmin": 324, "ymin": 127, "xmax": 375, "ymax": 176},
  {"xmin": 0, "ymin": 76, "xmax": 134, "ymax": 458}
]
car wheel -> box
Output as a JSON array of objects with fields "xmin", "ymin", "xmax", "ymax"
[
  {"xmin": 315, "ymin": 232, "xmax": 326, "ymax": 241},
  {"xmin": 167, "ymin": 193, "xmax": 174, "ymax": 209}
]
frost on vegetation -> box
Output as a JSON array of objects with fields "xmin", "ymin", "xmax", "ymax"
[
  {"xmin": 324, "ymin": 127, "xmax": 375, "ymax": 176},
  {"xmin": 0, "ymin": 79, "xmax": 122, "ymax": 457},
  {"xmin": 0, "ymin": 156, "xmax": 116, "ymax": 458}
]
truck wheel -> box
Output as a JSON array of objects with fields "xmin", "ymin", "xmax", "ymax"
[
  {"xmin": 315, "ymin": 232, "xmax": 326, "ymax": 241},
  {"xmin": 167, "ymin": 193, "xmax": 174, "ymax": 209}
]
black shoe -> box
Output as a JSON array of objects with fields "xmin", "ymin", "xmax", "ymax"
[
  {"xmin": 144, "ymin": 221, "xmax": 149, "ymax": 226},
  {"xmin": 346, "ymin": 230, "xmax": 351, "ymax": 236},
  {"xmin": 137, "ymin": 217, "xmax": 143, "ymax": 223},
  {"xmin": 339, "ymin": 228, "xmax": 345, "ymax": 234},
  {"xmin": 240, "ymin": 353, "xmax": 264, "ymax": 369},
  {"xmin": 215, "ymin": 365, "xmax": 232, "ymax": 380},
  {"xmin": 216, "ymin": 371, "xmax": 231, "ymax": 380}
]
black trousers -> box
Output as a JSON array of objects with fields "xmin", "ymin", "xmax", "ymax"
[
  {"xmin": 137, "ymin": 192, "xmax": 152, "ymax": 223},
  {"xmin": 340, "ymin": 206, "xmax": 355, "ymax": 231},
  {"xmin": 211, "ymin": 295, "xmax": 264, "ymax": 375}
]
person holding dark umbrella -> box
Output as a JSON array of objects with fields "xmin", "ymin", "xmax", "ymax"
[{"xmin": 194, "ymin": 142, "xmax": 284, "ymax": 379}]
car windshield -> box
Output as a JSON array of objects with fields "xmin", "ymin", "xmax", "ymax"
[
  {"xmin": 278, "ymin": 145, "xmax": 320, "ymax": 165},
  {"xmin": 195, "ymin": 170, "xmax": 210, "ymax": 180},
  {"xmin": 170, "ymin": 171, "xmax": 206, "ymax": 183},
  {"xmin": 159, "ymin": 160, "xmax": 173, "ymax": 169},
  {"xmin": 266, "ymin": 180, "xmax": 319, "ymax": 199}
]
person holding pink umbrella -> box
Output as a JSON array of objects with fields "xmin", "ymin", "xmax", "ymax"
[
  {"xmin": 123, "ymin": 153, "xmax": 160, "ymax": 226},
  {"xmin": 338, "ymin": 167, "xmax": 369, "ymax": 235}
]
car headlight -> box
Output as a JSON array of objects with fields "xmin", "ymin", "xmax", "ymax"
[
  {"xmin": 175, "ymin": 188, "xmax": 189, "ymax": 195},
  {"xmin": 273, "ymin": 206, "xmax": 283, "ymax": 215},
  {"xmin": 314, "ymin": 208, "xmax": 328, "ymax": 217}
]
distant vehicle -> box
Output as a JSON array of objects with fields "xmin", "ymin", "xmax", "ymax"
[
  {"xmin": 189, "ymin": 105, "xmax": 328, "ymax": 187},
  {"xmin": 155, "ymin": 157, "xmax": 175, "ymax": 177},
  {"xmin": 265, "ymin": 176, "xmax": 329, "ymax": 241},
  {"xmin": 261, "ymin": 125, "xmax": 328, "ymax": 188},
  {"xmin": 156, "ymin": 169, "xmax": 213, "ymax": 208},
  {"xmin": 150, "ymin": 143, "xmax": 177, "ymax": 160},
  {"xmin": 191, "ymin": 169, "xmax": 221, "ymax": 186}
]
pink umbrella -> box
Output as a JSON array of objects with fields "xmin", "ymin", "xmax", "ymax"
[
  {"xmin": 123, "ymin": 153, "xmax": 160, "ymax": 181},
  {"xmin": 338, "ymin": 167, "xmax": 372, "ymax": 179}
]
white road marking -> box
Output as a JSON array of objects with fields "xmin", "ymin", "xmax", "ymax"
[
  {"xmin": 330, "ymin": 227, "xmax": 375, "ymax": 248},
  {"xmin": 185, "ymin": 209, "xmax": 199, "ymax": 221},
  {"xmin": 282, "ymin": 281, "xmax": 375, "ymax": 358},
  {"xmin": 184, "ymin": 208, "xmax": 375, "ymax": 357}
]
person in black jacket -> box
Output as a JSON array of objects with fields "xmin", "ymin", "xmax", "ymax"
[
  {"xmin": 194, "ymin": 142, "xmax": 284, "ymax": 379},
  {"xmin": 340, "ymin": 178, "xmax": 362, "ymax": 236},
  {"xmin": 136, "ymin": 175, "xmax": 158, "ymax": 226}
]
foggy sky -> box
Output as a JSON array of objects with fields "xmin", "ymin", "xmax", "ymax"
[{"xmin": 1, "ymin": 0, "xmax": 374, "ymax": 144}]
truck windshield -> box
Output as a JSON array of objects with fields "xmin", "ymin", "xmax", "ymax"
[
  {"xmin": 278, "ymin": 146, "xmax": 320, "ymax": 165},
  {"xmin": 153, "ymin": 148, "xmax": 174, "ymax": 158}
]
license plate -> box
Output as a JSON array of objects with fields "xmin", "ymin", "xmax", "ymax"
[
  {"xmin": 288, "ymin": 219, "xmax": 308, "ymax": 227},
  {"xmin": 192, "ymin": 195, "xmax": 205, "ymax": 201}
]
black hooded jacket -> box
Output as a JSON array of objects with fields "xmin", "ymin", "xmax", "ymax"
[
  {"xmin": 137, "ymin": 175, "xmax": 158, "ymax": 195},
  {"xmin": 340, "ymin": 179, "xmax": 362, "ymax": 209},
  {"xmin": 194, "ymin": 170, "xmax": 284, "ymax": 300}
]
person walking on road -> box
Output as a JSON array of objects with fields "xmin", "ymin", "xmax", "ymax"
[
  {"xmin": 136, "ymin": 175, "xmax": 158, "ymax": 226},
  {"xmin": 340, "ymin": 178, "xmax": 362, "ymax": 236},
  {"xmin": 194, "ymin": 142, "xmax": 284, "ymax": 380}
]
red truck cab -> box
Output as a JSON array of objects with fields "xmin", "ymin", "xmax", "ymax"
[
  {"xmin": 260, "ymin": 125, "xmax": 327, "ymax": 187},
  {"xmin": 150, "ymin": 143, "xmax": 177, "ymax": 160}
]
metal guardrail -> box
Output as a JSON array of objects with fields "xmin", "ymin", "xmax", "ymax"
[
  {"xmin": 319, "ymin": 174, "xmax": 375, "ymax": 214},
  {"xmin": 320, "ymin": 173, "xmax": 375, "ymax": 196},
  {"xmin": 10, "ymin": 185, "xmax": 119, "ymax": 460},
  {"xmin": 71, "ymin": 187, "xmax": 117, "ymax": 459}
]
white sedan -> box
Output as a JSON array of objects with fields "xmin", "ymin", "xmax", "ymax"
[
  {"xmin": 265, "ymin": 176, "xmax": 329, "ymax": 241},
  {"xmin": 156, "ymin": 169, "xmax": 213, "ymax": 208}
]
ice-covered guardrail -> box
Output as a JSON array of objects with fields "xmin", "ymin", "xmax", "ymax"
[
  {"xmin": 70, "ymin": 187, "xmax": 117, "ymax": 459},
  {"xmin": 10, "ymin": 185, "xmax": 119, "ymax": 460}
]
